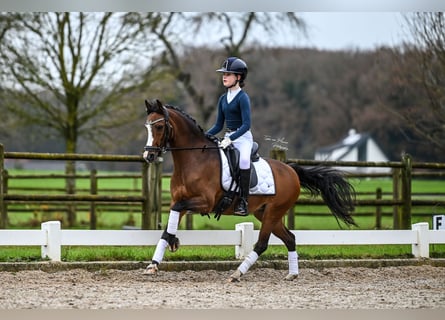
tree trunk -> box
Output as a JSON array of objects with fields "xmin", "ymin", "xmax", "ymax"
[{"xmin": 65, "ymin": 119, "xmax": 77, "ymax": 228}]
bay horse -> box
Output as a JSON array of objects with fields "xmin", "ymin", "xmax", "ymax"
[{"xmin": 142, "ymin": 99, "xmax": 356, "ymax": 282}]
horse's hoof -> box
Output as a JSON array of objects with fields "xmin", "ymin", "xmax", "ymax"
[
  {"xmin": 143, "ymin": 263, "xmax": 158, "ymax": 275},
  {"xmin": 284, "ymin": 273, "xmax": 298, "ymax": 281},
  {"xmin": 168, "ymin": 237, "xmax": 180, "ymax": 252},
  {"xmin": 228, "ymin": 269, "xmax": 242, "ymax": 282}
]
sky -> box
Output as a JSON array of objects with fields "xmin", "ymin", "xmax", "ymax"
[
  {"xmin": 191, "ymin": 12, "xmax": 412, "ymax": 52},
  {"xmin": 287, "ymin": 12, "xmax": 410, "ymax": 50}
]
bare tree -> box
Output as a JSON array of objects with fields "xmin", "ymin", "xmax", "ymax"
[
  {"xmin": 387, "ymin": 13, "xmax": 445, "ymax": 152},
  {"xmin": 0, "ymin": 12, "xmax": 166, "ymax": 226},
  {"xmin": 134, "ymin": 12, "xmax": 306, "ymax": 126}
]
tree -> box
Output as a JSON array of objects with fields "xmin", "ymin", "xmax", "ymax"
[
  {"xmin": 0, "ymin": 12, "xmax": 167, "ymax": 226},
  {"xmin": 133, "ymin": 12, "xmax": 306, "ymax": 126},
  {"xmin": 386, "ymin": 13, "xmax": 445, "ymax": 153}
]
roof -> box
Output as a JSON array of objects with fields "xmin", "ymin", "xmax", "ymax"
[{"xmin": 316, "ymin": 129, "xmax": 370, "ymax": 154}]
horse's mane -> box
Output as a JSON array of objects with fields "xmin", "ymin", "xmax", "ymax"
[{"xmin": 164, "ymin": 104, "xmax": 205, "ymax": 134}]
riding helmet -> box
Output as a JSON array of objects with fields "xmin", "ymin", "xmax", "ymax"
[{"xmin": 216, "ymin": 57, "xmax": 248, "ymax": 81}]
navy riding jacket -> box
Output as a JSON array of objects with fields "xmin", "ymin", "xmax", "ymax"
[{"xmin": 206, "ymin": 90, "xmax": 251, "ymax": 141}]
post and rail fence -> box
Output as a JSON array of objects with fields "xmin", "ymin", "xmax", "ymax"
[
  {"xmin": 1, "ymin": 144, "xmax": 445, "ymax": 231},
  {"xmin": 0, "ymin": 144, "xmax": 162, "ymax": 230}
]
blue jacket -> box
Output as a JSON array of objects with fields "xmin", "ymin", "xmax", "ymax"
[{"xmin": 207, "ymin": 90, "xmax": 251, "ymax": 140}]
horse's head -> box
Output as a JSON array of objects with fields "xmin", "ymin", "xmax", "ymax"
[{"xmin": 143, "ymin": 99, "xmax": 172, "ymax": 163}]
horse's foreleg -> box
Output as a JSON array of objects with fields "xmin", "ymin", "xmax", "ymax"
[{"xmin": 144, "ymin": 209, "xmax": 182, "ymax": 275}]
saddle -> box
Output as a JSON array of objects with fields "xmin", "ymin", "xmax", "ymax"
[
  {"xmin": 213, "ymin": 141, "xmax": 260, "ymax": 220},
  {"xmin": 223, "ymin": 141, "xmax": 260, "ymax": 188}
]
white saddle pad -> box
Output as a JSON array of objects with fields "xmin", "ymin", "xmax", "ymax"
[{"xmin": 219, "ymin": 150, "xmax": 276, "ymax": 195}]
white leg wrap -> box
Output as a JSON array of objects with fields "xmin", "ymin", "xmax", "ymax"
[
  {"xmin": 288, "ymin": 251, "xmax": 299, "ymax": 275},
  {"xmin": 152, "ymin": 239, "xmax": 168, "ymax": 264},
  {"xmin": 238, "ymin": 251, "xmax": 259, "ymax": 274},
  {"xmin": 166, "ymin": 210, "xmax": 180, "ymax": 235}
]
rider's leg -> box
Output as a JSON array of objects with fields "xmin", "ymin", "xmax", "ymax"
[
  {"xmin": 232, "ymin": 131, "xmax": 253, "ymax": 216},
  {"xmin": 234, "ymin": 168, "xmax": 250, "ymax": 215}
]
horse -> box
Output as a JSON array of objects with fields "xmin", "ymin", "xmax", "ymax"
[{"xmin": 142, "ymin": 99, "xmax": 357, "ymax": 282}]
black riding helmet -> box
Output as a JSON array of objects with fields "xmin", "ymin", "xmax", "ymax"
[{"xmin": 216, "ymin": 57, "xmax": 248, "ymax": 82}]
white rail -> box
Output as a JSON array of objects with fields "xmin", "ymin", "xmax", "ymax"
[{"xmin": 0, "ymin": 222, "xmax": 444, "ymax": 262}]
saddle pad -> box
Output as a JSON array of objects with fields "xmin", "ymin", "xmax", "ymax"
[{"xmin": 219, "ymin": 150, "xmax": 276, "ymax": 195}]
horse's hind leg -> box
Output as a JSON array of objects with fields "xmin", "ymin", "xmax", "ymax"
[
  {"xmin": 272, "ymin": 222, "xmax": 299, "ymax": 281},
  {"xmin": 229, "ymin": 206, "xmax": 276, "ymax": 282}
]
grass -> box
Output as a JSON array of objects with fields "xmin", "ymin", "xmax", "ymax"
[
  {"xmin": 2, "ymin": 244, "xmax": 444, "ymax": 263},
  {"xmin": 2, "ymin": 169, "xmax": 445, "ymax": 262}
]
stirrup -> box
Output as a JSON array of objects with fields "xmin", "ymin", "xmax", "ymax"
[{"xmin": 234, "ymin": 199, "xmax": 248, "ymax": 216}]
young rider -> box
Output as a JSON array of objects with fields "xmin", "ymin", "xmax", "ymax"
[{"xmin": 206, "ymin": 57, "xmax": 253, "ymax": 216}]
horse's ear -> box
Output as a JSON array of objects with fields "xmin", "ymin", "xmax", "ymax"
[
  {"xmin": 155, "ymin": 99, "xmax": 163, "ymax": 110},
  {"xmin": 145, "ymin": 99, "xmax": 153, "ymax": 114},
  {"xmin": 145, "ymin": 99, "xmax": 164, "ymax": 115}
]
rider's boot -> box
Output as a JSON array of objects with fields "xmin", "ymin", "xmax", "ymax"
[{"xmin": 234, "ymin": 168, "xmax": 250, "ymax": 216}]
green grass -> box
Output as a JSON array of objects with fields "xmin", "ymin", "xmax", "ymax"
[{"xmin": 2, "ymin": 244, "xmax": 444, "ymax": 263}]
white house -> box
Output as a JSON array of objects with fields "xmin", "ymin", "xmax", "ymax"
[{"xmin": 314, "ymin": 129, "xmax": 390, "ymax": 173}]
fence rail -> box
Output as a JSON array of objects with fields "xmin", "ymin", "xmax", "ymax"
[{"xmin": 0, "ymin": 221, "xmax": 444, "ymax": 261}]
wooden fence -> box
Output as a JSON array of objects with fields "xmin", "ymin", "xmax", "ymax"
[
  {"xmin": 1, "ymin": 143, "xmax": 445, "ymax": 230},
  {"xmin": 0, "ymin": 144, "xmax": 163, "ymax": 230},
  {"xmin": 286, "ymin": 153, "xmax": 445, "ymax": 230}
]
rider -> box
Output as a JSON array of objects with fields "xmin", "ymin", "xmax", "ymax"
[{"xmin": 206, "ymin": 57, "xmax": 253, "ymax": 216}]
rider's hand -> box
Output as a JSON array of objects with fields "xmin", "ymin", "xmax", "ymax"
[{"xmin": 219, "ymin": 137, "xmax": 232, "ymax": 149}]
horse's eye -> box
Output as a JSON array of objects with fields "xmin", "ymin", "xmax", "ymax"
[{"xmin": 154, "ymin": 124, "xmax": 164, "ymax": 131}]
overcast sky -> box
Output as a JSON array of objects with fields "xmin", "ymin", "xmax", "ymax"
[
  {"xmin": 288, "ymin": 12, "xmax": 410, "ymax": 50},
  {"xmin": 191, "ymin": 12, "xmax": 412, "ymax": 51}
]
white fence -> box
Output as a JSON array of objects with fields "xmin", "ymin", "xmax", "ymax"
[{"xmin": 1, "ymin": 221, "xmax": 444, "ymax": 262}]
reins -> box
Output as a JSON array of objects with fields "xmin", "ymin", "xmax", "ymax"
[
  {"xmin": 144, "ymin": 144, "xmax": 221, "ymax": 154},
  {"xmin": 167, "ymin": 145, "xmax": 221, "ymax": 151}
]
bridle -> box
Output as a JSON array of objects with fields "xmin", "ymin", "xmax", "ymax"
[
  {"xmin": 144, "ymin": 106, "xmax": 220, "ymax": 157},
  {"xmin": 144, "ymin": 106, "xmax": 173, "ymax": 155}
]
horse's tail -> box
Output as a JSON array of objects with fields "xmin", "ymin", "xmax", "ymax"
[{"xmin": 287, "ymin": 162, "xmax": 357, "ymax": 227}]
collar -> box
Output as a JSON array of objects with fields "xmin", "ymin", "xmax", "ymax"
[{"xmin": 227, "ymin": 88, "xmax": 241, "ymax": 103}]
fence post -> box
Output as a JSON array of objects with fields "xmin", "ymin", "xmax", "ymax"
[
  {"xmin": 235, "ymin": 222, "xmax": 254, "ymax": 259},
  {"xmin": 269, "ymin": 148, "xmax": 287, "ymax": 162},
  {"xmin": 141, "ymin": 162, "xmax": 150, "ymax": 229},
  {"xmin": 392, "ymin": 167, "xmax": 401, "ymax": 229},
  {"xmin": 90, "ymin": 169, "xmax": 97, "ymax": 230},
  {"xmin": 375, "ymin": 187, "xmax": 382, "ymax": 230},
  {"xmin": 411, "ymin": 222, "xmax": 429, "ymax": 258},
  {"xmin": 41, "ymin": 221, "xmax": 62, "ymax": 262},
  {"xmin": 0, "ymin": 144, "xmax": 5, "ymax": 229},
  {"xmin": 142, "ymin": 158, "xmax": 163, "ymax": 230},
  {"xmin": 400, "ymin": 154, "xmax": 412, "ymax": 229}
]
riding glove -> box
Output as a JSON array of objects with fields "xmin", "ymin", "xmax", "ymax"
[{"xmin": 219, "ymin": 137, "xmax": 232, "ymax": 149}]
